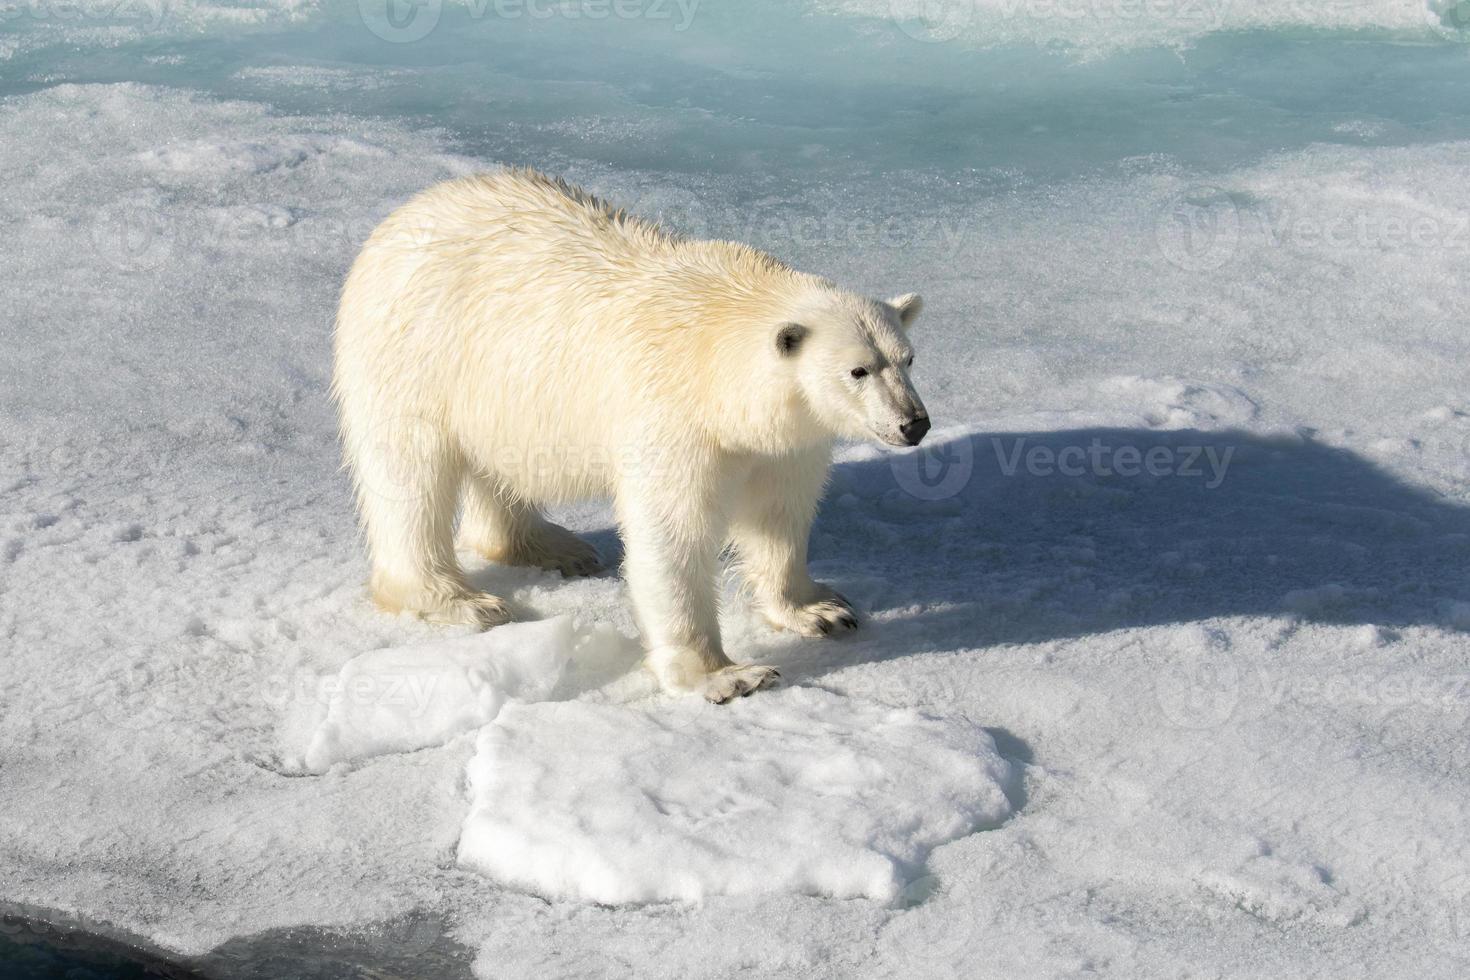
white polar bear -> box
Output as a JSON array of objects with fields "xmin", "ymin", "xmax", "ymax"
[{"xmin": 333, "ymin": 170, "xmax": 928, "ymax": 703}]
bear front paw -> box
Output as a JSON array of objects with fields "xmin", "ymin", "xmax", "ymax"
[{"xmin": 763, "ymin": 590, "xmax": 858, "ymax": 638}]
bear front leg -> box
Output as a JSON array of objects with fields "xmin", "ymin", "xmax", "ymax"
[
  {"xmin": 729, "ymin": 446, "xmax": 857, "ymax": 638},
  {"xmin": 618, "ymin": 471, "xmax": 779, "ymax": 703}
]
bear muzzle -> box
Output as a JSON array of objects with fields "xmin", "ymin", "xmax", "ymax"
[
  {"xmin": 900, "ymin": 415, "xmax": 931, "ymax": 447},
  {"xmin": 893, "ymin": 414, "xmax": 929, "ymax": 443}
]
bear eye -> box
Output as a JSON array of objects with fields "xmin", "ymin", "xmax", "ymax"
[{"xmin": 850, "ymin": 367, "xmax": 869, "ymax": 380}]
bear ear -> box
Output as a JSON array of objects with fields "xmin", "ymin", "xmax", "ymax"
[
  {"xmin": 888, "ymin": 293, "xmax": 924, "ymax": 330},
  {"xmin": 775, "ymin": 323, "xmax": 808, "ymax": 357}
]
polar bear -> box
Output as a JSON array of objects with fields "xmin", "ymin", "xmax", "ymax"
[{"xmin": 333, "ymin": 170, "xmax": 927, "ymax": 703}]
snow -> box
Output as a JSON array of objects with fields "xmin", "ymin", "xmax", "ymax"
[
  {"xmin": 282, "ymin": 617, "xmax": 574, "ymax": 774},
  {"xmin": 458, "ymin": 688, "xmax": 1014, "ymax": 904},
  {"xmin": 3, "ymin": 4, "xmax": 1470, "ymax": 978}
]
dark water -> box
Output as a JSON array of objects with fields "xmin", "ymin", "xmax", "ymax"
[
  {"xmin": 0, "ymin": 911, "xmax": 475, "ymax": 980},
  {"xmin": 0, "ymin": 918, "xmax": 203, "ymax": 980}
]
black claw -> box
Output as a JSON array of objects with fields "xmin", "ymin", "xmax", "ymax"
[
  {"xmin": 817, "ymin": 619, "xmax": 832, "ymax": 634},
  {"xmin": 839, "ymin": 616, "xmax": 857, "ymax": 629}
]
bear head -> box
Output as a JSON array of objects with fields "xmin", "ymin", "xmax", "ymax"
[{"xmin": 775, "ymin": 288, "xmax": 929, "ymax": 449}]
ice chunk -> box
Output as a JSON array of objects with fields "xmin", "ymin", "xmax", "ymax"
[
  {"xmin": 457, "ymin": 687, "xmax": 1013, "ymax": 904},
  {"xmin": 286, "ymin": 617, "xmax": 574, "ymax": 774}
]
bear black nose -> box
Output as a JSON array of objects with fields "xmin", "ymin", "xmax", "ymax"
[{"xmin": 900, "ymin": 415, "xmax": 930, "ymax": 446}]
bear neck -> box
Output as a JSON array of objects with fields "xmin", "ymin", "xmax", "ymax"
[{"xmin": 657, "ymin": 248, "xmax": 831, "ymax": 456}]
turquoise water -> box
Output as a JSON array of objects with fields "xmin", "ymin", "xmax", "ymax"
[{"xmin": 4, "ymin": 2, "xmax": 1470, "ymax": 190}]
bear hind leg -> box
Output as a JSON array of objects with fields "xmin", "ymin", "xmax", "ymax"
[
  {"xmin": 350, "ymin": 428, "xmax": 511, "ymax": 629},
  {"xmin": 459, "ymin": 474, "xmax": 603, "ymax": 578}
]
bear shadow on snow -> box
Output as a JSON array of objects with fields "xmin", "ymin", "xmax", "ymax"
[
  {"xmin": 772, "ymin": 426, "xmax": 1470, "ymax": 679},
  {"xmin": 469, "ymin": 427, "xmax": 1470, "ymax": 691}
]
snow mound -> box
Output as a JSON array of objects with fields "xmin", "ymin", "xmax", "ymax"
[
  {"xmin": 283, "ymin": 617, "xmax": 574, "ymax": 774},
  {"xmin": 457, "ymin": 687, "xmax": 1014, "ymax": 904}
]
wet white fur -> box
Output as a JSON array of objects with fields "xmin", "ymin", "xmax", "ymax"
[{"xmin": 333, "ymin": 170, "xmax": 925, "ymax": 701}]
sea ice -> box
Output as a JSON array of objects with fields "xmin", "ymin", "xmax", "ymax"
[{"xmin": 457, "ymin": 686, "xmax": 1014, "ymax": 904}]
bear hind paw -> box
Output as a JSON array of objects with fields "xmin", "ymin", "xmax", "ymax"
[
  {"xmin": 418, "ymin": 592, "xmax": 513, "ymax": 629},
  {"xmin": 481, "ymin": 522, "xmax": 604, "ymax": 578},
  {"xmin": 699, "ymin": 664, "xmax": 781, "ymax": 704}
]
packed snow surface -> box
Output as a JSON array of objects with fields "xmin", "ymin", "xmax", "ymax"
[
  {"xmin": 283, "ymin": 617, "xmax": 573, "ymax": 774},
  {"xmin": 3, "ymin": 3, "xmax": 1470, "ymax": 979},
  {"xmin": 458, "ymin": 688, "xmax": 1014, "ymax": 904}
]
